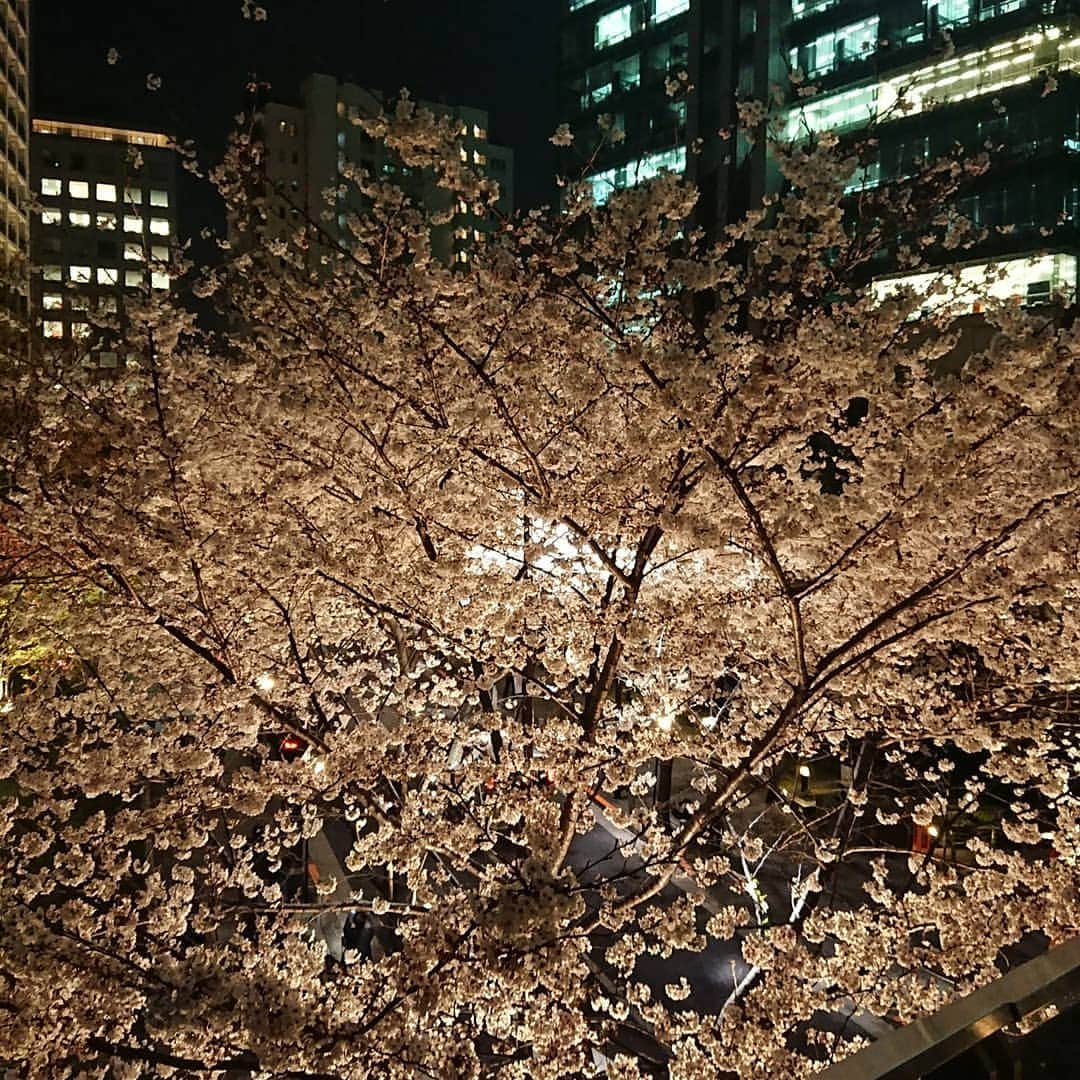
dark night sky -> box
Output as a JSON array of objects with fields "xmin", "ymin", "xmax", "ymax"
[{"xmin": 33, "ymin": 0, "xmax": 559, "ymax": 242}]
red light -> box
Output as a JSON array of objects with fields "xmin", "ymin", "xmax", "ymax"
[{"xmin": 280, "ymin": 734, "xmax": 306, "ymax": 759}]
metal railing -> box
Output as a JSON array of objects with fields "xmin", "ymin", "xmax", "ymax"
[{"xmin": 819, "ymin": 935, "xmax": 1080, "ymax": 1080}]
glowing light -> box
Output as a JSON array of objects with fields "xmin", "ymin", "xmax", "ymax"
[
  {"xmin": 798, "ymin": 764, "xmax": 811, "ymax": 778},
  {"xmin": 928, "ymin": 824, "xmax": 940, "ymax": 838},
  {"xmin": 872, "ymin": 253, "xmax": 1077, "ymax": 314},
  {"xmin": 311, "ymin": 757, "xmax": 326, "ymax": 775},
  {"xmin": 255, "ymin": 673, "xmax": 275, "ymax": 692},
  {"xmin": 657, "ymin": 714, "xmax": 673, "ymax": 732},
  {"xmin": 784, "ymin": 28, "xmax": 1078, "ymax": 140}
]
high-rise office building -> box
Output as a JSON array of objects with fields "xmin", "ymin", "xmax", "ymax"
[
  {"xmin": 559, "ymin": 0, "xmax": 775, "ymax": 233},
  {"xmin": 783, "ymin": 0, "xmax": 1080, "ymax": 304},
  {"xmin": 0, "ymin": 0, "xmax": 30, "ymax": 324},
  {"xmin": 561, "ymin": 0, "xmax": 694, "ymax": 197},
  {"xmin": 563, "ymin": 0, "xmax": 1080, "ymax": 304},
  {"xmin": 30, "ymin": 119, "xmax": 178, "ymax": 367},
  {"xmin": 252, "ymin": 74, "xmax": 514, "ymax": 267}
]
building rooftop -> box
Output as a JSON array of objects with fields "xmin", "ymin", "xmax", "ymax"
[{"xmin": 33, "ymin": 118, "xmax": 171, "ymax": 149}]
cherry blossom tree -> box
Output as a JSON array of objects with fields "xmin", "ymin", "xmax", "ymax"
[{"xmin": 1, "ymin": 101, "xmax": 1078, "ymax": 1079}]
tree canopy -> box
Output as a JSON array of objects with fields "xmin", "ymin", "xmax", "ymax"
[{"xmin": 2, "ymin": 104, "xmax": 1079, "ymax": 1078}]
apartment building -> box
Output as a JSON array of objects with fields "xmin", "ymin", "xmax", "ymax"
[{"xmin": 252, "ymin": 73, "xmax": 514, "ymax": 267}]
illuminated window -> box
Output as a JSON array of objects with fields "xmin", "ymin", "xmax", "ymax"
[
  {"xmin": 70, "ymin": 295, "xmax": 90, "ymax": 311},
  {"xmin": 68, "ymin": 211, "xmax": 92, "ymax": 228},
  {"xmin": 96, "ymin": 182, "xmax": 117, "ymax": 201},
  {"xmin": 43, "ymin": 320, "xmax": 63, "ymax": 338},
  {"xmin": 654, "ymin": 0, "xmax": 689, "ymax": 21},
  {"xmin": 980, "ymin": 0, "xmax": 1023, "ymax": 17},
  {"xmin": 97, "ymin": 267, "xmax": 118, "ymax": 285},
  {"xmin": 43, "ymin": 293, "xmax": 62, "ymax": 310},
  {"xmin": 473, "ymin": 123, "xmax": 485, "ymax": 139},
  {"xmin": 43, "ymin": 265, "xmax": 62, "ymax": 281},
  {"xmin": 614, "ymin": 52, "xmax": 641, "ymax": 92},
  {"xmin": 40, "ymin": 208, "xmax": 62, "ymax": 225},
  {"xmin": 124, "ymin": 187, "xmax": 143, "ymax": 205},
  {"xmin": 125, "ymin": 269, "xmax": 143, "ymax": 288},
  {"xmin": 935, "ymin": 0, "xmax": 972, "ymax": 26},
  {"xmin": 588, "ymin": 145, "xmax": 687, "ymax": 204},
  {"xmin": 845, "ymin": 160, "xmax": 882, "ymax": 192},
  {"xmin": 69, "ymin": 180, "xmax": 89, "ymax": 199},
  {"xmin": 124, "ymin": 243, "xmax": 144, "ymax": 261},
  {"xmin": 790, "ymin": 0, "xmax": 839, "ymax": 18},
  {"xmin": 583, "ymin": 52, "xmax": 640, "ymax": 109},
  {"xmin": 69, "ymin": 265, "xmax": 92, "ymax": 283},
  {"xmin": 123, "ymin": 215, "xmax": 143, "ymax": 233},
  {"xmin": 151, "ymin": 271, "xmax": 170, "ymax": 290},
  {"xmin": 71, "ymin": 322, "xmax": 90, "ymax": 339},
  {"xmin": 871, "ymin": 253, "xmax": 1077, "ymax": 312},
  {"xmin": 150, "ymin": 189, "xmax": 169, "ymax": 207},
  {"xmin": 41, "ymin": 177, "xmax": 62, "ymax": 196},
  {"xmin": 149, "ymin": 218, "xmax": 170, "ymax": 236},
  {"xmin": 97, "ymin": 213, "xmax": 117, "ymax": 230},
  {"xmin": 595, "ymin": 5, "xmax": 632, "ymax": 49},
  {"xmin": 98, "ymin": 297, "xmax": 118, "ymax": 314},
  {"xmin": 151, "ymin": 244, "xmax": 169, "ymax": 262},
  {"xmin": 785, "ymin": 29, "xmax": 1068, "ymax": 139},
  {"xmin": 789, "ymin": 17, "xmax": 879, "ymax": 78},
  {"xmin": 584, "ymin": 81, "xmax": 612, "ymax": 109},
  {"xmin": 783, "ymin": 82, "xmax": 876, "ymax": 140}
]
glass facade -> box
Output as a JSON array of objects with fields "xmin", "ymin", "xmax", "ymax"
[
  {"xmin": 588, "ymin": 145, "xmax": 687, "ymax": 204},
  {"xmin": 562, "ymin": 0, "xmax": 699, "ymax": 205},
  {"xmin": 789, "ymin": 17, "xmax": 879, "ymax": 79},
  {"xmin": 565, "ymin": 0, "xmax": 1080, "ymax": 297},
  {"xmin": 780, "ymin": 0, "xmax": 1080, "ymax": 301}
]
